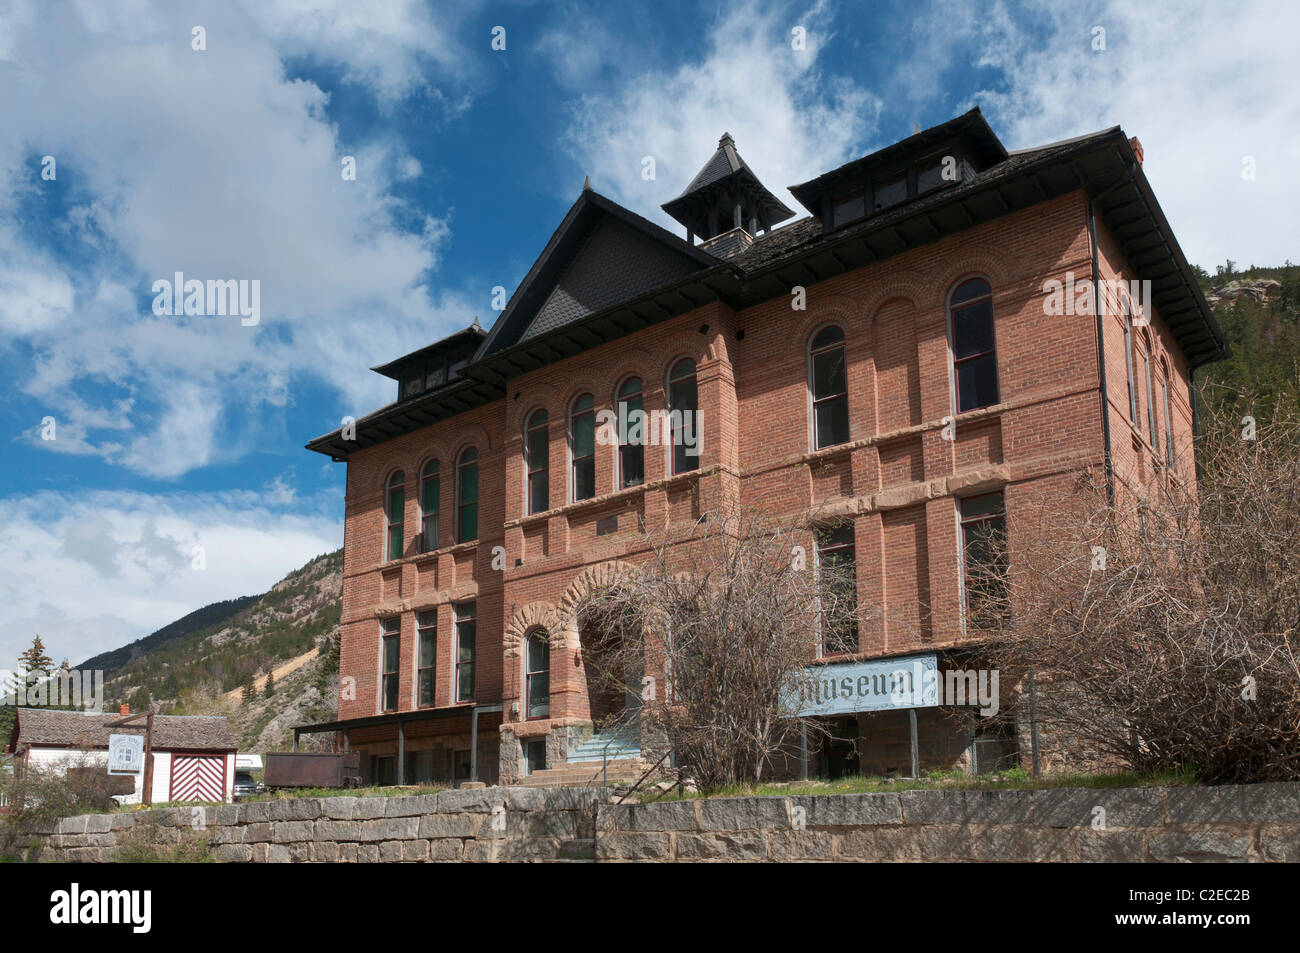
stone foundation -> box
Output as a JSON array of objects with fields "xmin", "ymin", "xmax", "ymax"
[{"xmin": 29, "ymin": 782, "xmax": 1300, "ymax": 863}]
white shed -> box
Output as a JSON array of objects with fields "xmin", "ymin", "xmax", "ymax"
[{"xmin": 8, "ymin": 707, "xmax": 238, "ymax": 804}]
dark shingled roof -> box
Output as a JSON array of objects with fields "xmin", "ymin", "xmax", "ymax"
[
  {"xmin": 11, "ymin": 709, "xmax": 237, "ymax": 752},
  {"xmin": 306, "ymin": 110, "xmax": 1227, "ymax": 460}
]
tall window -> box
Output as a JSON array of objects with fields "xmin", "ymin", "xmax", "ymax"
[
  {"xmin": 617, "ymin": 376, "xmax": 644, "ymax": 488},
  {"xmin": 456, "ymin": 447, "xmax": 478, "ymax": 543},
  {"xmin": 949, "ymin": 278, "xmax": 999, "ymax": 412},
  {"xmin": 815, "ymin": 525, "xmax": 858, "ymax": 656},
  {"xmin": 1142, "ymin": 335, "xmax": 1157, "ymax": 444},
  {"xmin": 960, "ymin": 493, "xmax": 1008, "ymax": 628},
  {"xmin": 809, "ymin": 325, "xmax": 849, "ymax": 449},
  {"xmin": 455, "ymin": 602, "xmax": 476, "ymax": 702},
  {"xmin": 667, "ymin": 357, "xmax": 699, "ymax": 474},
  {"xmin": 385, "ymin": 471, "xmax": 405, "ymax": 561},
  {"xmin": 381, "ymin": 618, "xmax": 400, "ymax": 712},
  {"xmin": 524, "ymin": 629, "xmax": 550, "ymax": 719},
  {"xmin": 419, "ymin": 460, "xmax": 439, "ymax": 552},
  {"xmin": 417, "ymin": 610, "xmax": 437, "ymax": 708},
  {"xmin": 1123, "ymin": 299, "xmax": 1139, "ymax": 423},
  {"xmin": 569, "ymin": 394, "xmax": 596, "ymax": 501},
  {"xmin": 525, "ymin": 409, "xmax": 549, "ymax": 514},
  {"xmin": 1162, "ymin": 360, "xmax": 1175, "ymax": 467}
]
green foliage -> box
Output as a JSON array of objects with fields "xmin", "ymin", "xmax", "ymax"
[
  {"xmin": 1196, "ymin": 263, "xmax": 1300, "ymax": 429},
  {"xmin": 114, "ymin": 819, "xmax": 215, "ymax": 863},
  {"xmin": 0, "ymin": 759, "xmax": 120, "ymax": 862}
]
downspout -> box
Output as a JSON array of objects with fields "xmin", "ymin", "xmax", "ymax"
[
  {"xmin": 1086, "ymin": 151, "xmax": 1139, "ymax": 507},
  {"xmin": 1088, "ymin": 200, "xmax": 1116, "ymax": 506}
]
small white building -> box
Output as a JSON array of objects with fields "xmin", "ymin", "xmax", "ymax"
[{"xmin": 7, "ymin": 706, "xmax": 238, "ymax": 804}]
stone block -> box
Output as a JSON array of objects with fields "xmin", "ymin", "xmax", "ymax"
[
  {"xmin": 595, "ymin": 831, "xmax": 674, "ymax": 861},
  {"xmin": 1034, "ymin": 787, "xmax": 1163, "ymax": 828},
  {"xmin": 900, "ymin": 789, "xmax": 1030, "ymax": 825},
  {"xmin": 1148, "ymin": 831, "xmax": 1251, "ymax": 862}
]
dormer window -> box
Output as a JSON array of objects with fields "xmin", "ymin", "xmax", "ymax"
[
  {"xmin": 832, "ymin": 190, "xmax": 865, "ymax": 227},
  {"xmin": 917, "ymin": 152, "xmax": 954, "ymax": 193},
  {"xmin": 871, "ymin": 171, "xmax": 907, "ymax": 212}
]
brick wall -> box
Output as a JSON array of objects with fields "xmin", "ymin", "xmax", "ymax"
[{"xmin": 331, "ymin": 186, "xmax": 1195, "ymax": 777}]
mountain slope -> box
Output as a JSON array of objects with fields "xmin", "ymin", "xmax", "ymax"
[
  {"xmin": 79, "ymin": 595, "xmax": 260, "ymax": 675},
  {"xmin": 101, "ymin": 549, "xmax": 342, "ymax": 751}
]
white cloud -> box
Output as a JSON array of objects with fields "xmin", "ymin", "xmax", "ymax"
[
  {"xmin": 0, "ymin": 489, "xmax": 341, "ymax": 668},
  {"xmin": 560, "ymin": 0, "xmax": 882, "ymax": 231},
  {"xmin": 895, "ymin": 0, "xmax": 1300, "ymax": 268},
  {"xmin": 237, "ymin": 0, "xmax": 480, "ymax": 106},
  {"xmin": 0, "ymin": 0, "xmax": 479, "ymax": 479}
]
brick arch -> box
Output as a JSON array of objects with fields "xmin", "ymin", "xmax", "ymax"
[
  {"xmin": 414, "ymin": 443, "xmax": 451, "ymax": 477},
  {"xmin": 863, "ymin": 282, "xmax": 921, "ymax": 324},
  {"xmin": 649, "ymin": 330, "xmax": 716, "ymax": 386},
  {"xmin": 502, "ymin": 558, "xmax": 639, "ymax": 660},
  {"xmin": 503, "ymin": 601, "xmax": 560, "ymax": 658},
  {"xmin": 508, "ymin": 382, "xmax": 560, "ymax": 434},
  {"xmin": 556, "ymin": 559, "xmax": 639, "ymax": 635},
  {"xmin": 931, "ymin": 253, "xmax": 1011, "ymax": 310},
  {"xmin": 557, "ymin": 376, "xmax": 604, "ymax": 420},
  {"xmin": 450, "ymin": 422, "xmax": 492, "ymax": 457},
  {"xmin": 602, "ymin": 346, "xmax": 658, "ymax": 404},
  {"xmin": 793, "ymin": 291, "xmax": 873, "ymax": 341}
]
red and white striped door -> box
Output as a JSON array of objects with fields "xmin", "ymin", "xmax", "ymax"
[{"xmin": 169, "ymin": 753, "xmax": 226, "ymax": 802}]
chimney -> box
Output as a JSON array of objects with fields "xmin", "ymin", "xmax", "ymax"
[
  {"xmin": 119, "ymin": 703, "xmax": 130, "ymax": 716},
  {"xmin": 1129, "ymin": 136, "xmax": 1144, "ymax": 166}
]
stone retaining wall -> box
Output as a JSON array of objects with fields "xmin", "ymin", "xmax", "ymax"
[
  {"xmin": 35, "ymin": 782, "xmax": 1300, "ymax": 863},
  {"xmin": 42, "ymin": 787, "xmax": 606, "ymax": 863}
]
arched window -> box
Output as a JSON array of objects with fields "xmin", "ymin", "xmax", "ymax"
[
  {"xmin": 419, "ymin": 460, "xmax": 439, "ymax": 552},
  {"xmin": 569, "ymin": 394, "xmax": 596, "ymax": 502},
  {"xmin": 1142, "ymin": 333, "xmax": 1157, "ymax": 444},
  {"xmin": 525, "ymin": 409, "xmax": 549, "ymax": 515},
  {"xmin": 385, "ymin": 470, "xmax": 405, "ymax": 561},
  {"xmin": 948, "ymin": 278, "xmax": 999, "ymax": 412},
  {"xmin": 617, "ymin": 376, "xmax": 644, "ymax": 489},
  {"xmin": 524, "ymin": 628, "xmax": 550, "ymax": 719},
  {"xmin": 456, "ymin": 447, "xmax": 478, "ymax": 543},
  {"xmin": 1122, "ymin": 296, "xmax": 1138, "ymax": 423},
  {"xmin": 809, "ymin": 325, "xmax": 849, "ymax": 449},
  {"xmin": 1161, "ymin": 358, "xmax": 1175, "ymax": 467},
  {"xmin": 667, "ymin": 357, "xmax": 699, "ymax": 474}
]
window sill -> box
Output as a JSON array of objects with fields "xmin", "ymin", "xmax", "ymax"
[{"xmin": 505, "ymin": 468, "xmax": 707, "ymax": 530}]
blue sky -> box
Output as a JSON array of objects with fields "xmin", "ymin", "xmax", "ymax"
[{"xmin": 1, "ymin": 0, "xmax": 1296, "ymax": 667}]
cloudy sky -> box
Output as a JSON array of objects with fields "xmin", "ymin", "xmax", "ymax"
[{"xmin": 1, "ymin": 0, "xmax": 1296, "ymax": 668}]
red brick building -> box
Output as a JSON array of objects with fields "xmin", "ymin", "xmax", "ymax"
[{"xmin": 305, "ymin": 109, "xmax": 1224, "ymax": 785}]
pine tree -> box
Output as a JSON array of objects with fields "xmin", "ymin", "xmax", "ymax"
[
  {"xmin": 263, "ymin": 669, "xmax": 275, "ymax": 698},
  {"xmin": 241, "ymin": 676, "xmax": 255, "ymax": 705},
  {"xmin": 18, "ymin": 636, "xmax": 53, "ymax": 677}
]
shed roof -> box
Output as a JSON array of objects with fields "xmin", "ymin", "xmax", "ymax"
[{"xmin": 10, "ymin": 708, "xmax": 237, "ymax": 752}]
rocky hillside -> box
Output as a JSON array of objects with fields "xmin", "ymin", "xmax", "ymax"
[
  {"xmin": 94, "ymin": 549, "xmax": 343, "ymax": 752},
  {"xmin": 1194, "ymin": 262, "xmax": 1300, "ymax": 423}
]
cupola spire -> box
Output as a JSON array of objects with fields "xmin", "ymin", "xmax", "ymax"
[{"xmin": 662, "ymin": 132, "xmax": 794, "ymax": 246}]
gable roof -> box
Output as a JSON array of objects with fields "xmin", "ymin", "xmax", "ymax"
[
  {"xmin": 307, "ymin": 112, "xmax": 1227, "ymax": 460},
  {"xmin": 474, "ymin": 186, "xmax": 721, "ymax": 362},
  {"xmin": 10, "ymin": 708, "xmax": 237, "ymax": 752}
]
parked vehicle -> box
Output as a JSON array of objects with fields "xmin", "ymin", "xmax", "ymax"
[
  {"xmin": 233, "ymin": 753, "xmax": 264, "ymax": 799},
  {"xmin": 264, "ymin": 751, "xmax": 362, "ymax": 789}
]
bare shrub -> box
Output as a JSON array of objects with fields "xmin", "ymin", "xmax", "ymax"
[
  {"xmin": 1, "ymin": 755, "xmax": 120, "ymax": 861},
  {"xmin": 982, "ymin": 396, "xmax": 1300, "ymax": 782},
  {"xmin": 576, "ymin": 499, "xmax": 858, "ymax": 790}
]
